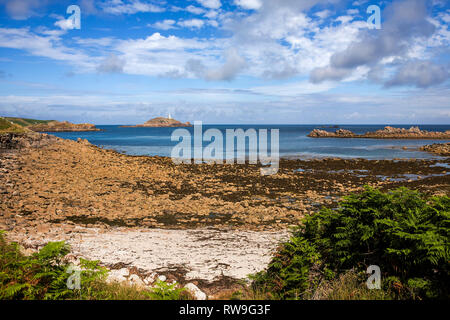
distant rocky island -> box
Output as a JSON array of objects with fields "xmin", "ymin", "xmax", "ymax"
[
  {"xmin": 121, "ymin": 117, "xmax": 192, "ymax": 128},
  {"xmin": 308, "ymin": 126, "xmax": 450, "ymax": 139},
  {"xmin": 1, "ymin": 117, "xmax": 101, "ymax": 132}
]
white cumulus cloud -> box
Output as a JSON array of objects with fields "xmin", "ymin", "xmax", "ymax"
[
  {"xmin": 234, "ymin": 0, "xmax": 262, "ymax": 10},
  {"xmin": 101, "ymin": 0, "xmax": 164, "ymax": 15},
  {"xmin": 178, "ymin": 19, "xmax": 205, "ymax": 29},
  {"xmin": 150, "ymin": 19, "xmax": 177, "ymax": 30},
  {"xmin": 196, "ymin": 0, "xmax": 221, "ymax": 10}
]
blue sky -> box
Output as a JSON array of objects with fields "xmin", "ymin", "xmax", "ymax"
[{"xmin": 0, "ymin": 0, "xmax": 449, "ymax": 124}]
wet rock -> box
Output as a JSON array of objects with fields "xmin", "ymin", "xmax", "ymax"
[{"xmin": 420, "ymin": 142, "xmax": 450, "ymax": 156}]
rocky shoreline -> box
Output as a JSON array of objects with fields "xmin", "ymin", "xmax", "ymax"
[
  {"xmin": 0, "ymin": 132, "xmax": 60, "ymax": 149},
  {"xmin": 0, "ymin": 132, "xmax": 448, "ymax": 297},
  {"xmin": 308, "ymin": 126, "xmax": 450, "ymax": 139}
]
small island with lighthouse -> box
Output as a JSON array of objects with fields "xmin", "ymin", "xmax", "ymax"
[{"xmin": 120, "ymin": 114, "xmax": 192, "ymax": 128}]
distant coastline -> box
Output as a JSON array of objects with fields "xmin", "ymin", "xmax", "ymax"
[
  {"xmin": 2, "ymin": 117, "xmax": 101, "ymax": 132},
  {"xmin": 29, "ymin": 121, "xmax": 101, "ymax": 132}
]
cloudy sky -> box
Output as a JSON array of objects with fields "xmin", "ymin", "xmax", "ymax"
[{"xmin": 0, "ymin": 0, "xmax": 449, "ymax": 124}]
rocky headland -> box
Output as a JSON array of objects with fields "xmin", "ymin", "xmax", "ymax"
[
  {"xmin": 121, "ymin": 117, "xmax": 192, "ymax": 128},
  {"xmin": 0, "ymin": 117, "xmax": 27, "ymax": 134},
  {"xmin": 28, "ymin": 120, "xmax": 101, "ymax": 132},
  {"xmin": 308, "ymin": 126, "xmax": 450, "ymax": 139}
]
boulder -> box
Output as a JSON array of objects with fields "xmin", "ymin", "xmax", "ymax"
[
  {"xmin": 335, "ymin": 129, "xmax": 354, "ymax": 136},
  {"xmin": 107, "ymin": 268, "xmax": 129, "ymax": 283},
  {"xmin": 307, "ymin": 129, "xmax": 332, "ymax": 137},
  {"xmin": 143, "ymin": 273, "xmax": 156, "ymax": 285},
  {"xmin": 157, "ymin": 275, "xmax": 167, "ymax": 282},
  {"xmin": 307, "ymin": 129, "xmax": 355, "ymax": 138},
  {"xmin": 128, "ymin": 274, "xmax": 146, "ymax": 287},
  {"xmin": 184, "ymin": 283, "xmax": 207, "ymax": 300}
]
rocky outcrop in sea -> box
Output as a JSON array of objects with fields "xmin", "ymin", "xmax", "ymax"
[
  {"xmin": 308, "ymin": 126, "xmax": 450, "ymax": 139},
  {"xmin": 420, "ymin": 142, "xmax": 450, "ymax": 156}
]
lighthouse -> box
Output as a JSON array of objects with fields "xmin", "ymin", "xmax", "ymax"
[{"xmin": 168, "ymin": 113, "xmax": 172, "ymax": 119}]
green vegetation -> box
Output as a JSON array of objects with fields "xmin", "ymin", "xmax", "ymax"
[
  {"xmin": 250, "ymin": 187, "xmax": 449, "ymax": 300},
  {"xmin": 2, "ymin": 186, "xmax": 448, "ymax": 300},
  {"xmin": 4, "ymin": 117, "xmax": 53, "ymax": 127},
  {"xmin": 0, "ymin": 116, "xmax": 55, "ymax": 133},
  {"xmin": 312, "ymin": 269, "xmax": 395, "ymax": 300},
  {"xmin": 143, "ymin": 280, "xmax": 187, "ymax": 300},
  {"xmin": 0, "ymin": 117, "xmax": 26, "ymax": 133},
  {"xmin": 0, "ymin": 231, "xmax": 190, "ymax": 300}
]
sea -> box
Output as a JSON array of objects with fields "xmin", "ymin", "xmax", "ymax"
[{"xmin": 45, "ymin": 124, "xmax": 450, "ymax": 160}]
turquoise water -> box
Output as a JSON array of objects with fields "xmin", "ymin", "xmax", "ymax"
[{"xmin": 45, "ymin": 124, "xmax": 450, "ymax": 160}]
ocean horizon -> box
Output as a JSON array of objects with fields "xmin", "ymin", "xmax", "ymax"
[{"xmin": 45, "ymin": 124, "xmax": 450, "ymax": 160}]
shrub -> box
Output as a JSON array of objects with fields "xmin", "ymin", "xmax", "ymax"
[
  {"xmin": 251, "ymin": 187, "xmax": 449, "ymax": 300},
  {"xmin": 0, "ymin": 231, "xmax": 107, "ymax": 300},
  {"xmin": 0, "ymin": 232, "xmax": 189, "ymax": 300}
]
